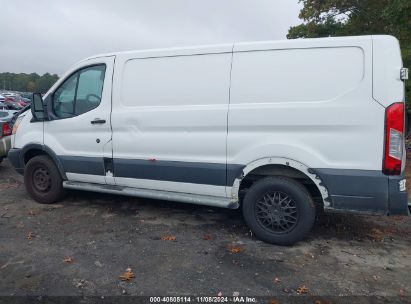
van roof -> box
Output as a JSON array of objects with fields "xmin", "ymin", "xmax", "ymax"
[{"xmin": 80, "ymin": 35, "xmax": 393, "ymax": 63}]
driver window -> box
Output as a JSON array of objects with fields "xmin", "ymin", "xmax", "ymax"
[
  {"xmin": 53, "ymin": 64, "xmax": 106, "ymax": 119},
  {"xmin": 53, "ymin": 73, "xmax": 77, "ymax": 118},
  {"xmin": 75, "ymin": 65, "xmax": 106, "ymax": 115}
]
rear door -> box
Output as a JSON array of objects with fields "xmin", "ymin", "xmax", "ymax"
[{"xmin": 44, "ymin": 56, "xmax": 115, "ymax": 184}]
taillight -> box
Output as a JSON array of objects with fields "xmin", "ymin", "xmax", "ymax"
[
  {"xmin": 383, "ymin": 102, "xmax": 404, "ymax": 175},
  {"xmin": 2, "ymin": 122, "xmax": 11, "ymax": 137}
]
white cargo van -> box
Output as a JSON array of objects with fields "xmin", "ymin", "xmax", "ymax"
[{"xmin": 9, "ymin": 35, "xmax": 409, "ymax": 245}]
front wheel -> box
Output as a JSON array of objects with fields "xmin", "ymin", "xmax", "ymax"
[
  {"xmin": 242, "ymin": 177, "xmax": 315, "ymax": 246},
  {"xmin": 24, "ymin": 155, "xmax": 65, "ymax": 204}
]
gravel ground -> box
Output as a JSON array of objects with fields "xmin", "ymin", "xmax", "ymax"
[{"xmin": 0, "ymin": 159, "xmax": 410, "ymax": 298}]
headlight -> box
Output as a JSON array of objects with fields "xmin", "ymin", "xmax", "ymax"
[{"xmin": 12, "ymin": 116, "xmax": 24, "ymax": 135}]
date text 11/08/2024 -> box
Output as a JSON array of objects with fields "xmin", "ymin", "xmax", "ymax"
[{"xmin": 149, "ymin": 296, "xmax": 257, "ymax": 303}]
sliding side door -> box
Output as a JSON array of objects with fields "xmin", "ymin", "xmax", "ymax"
[{"xmin": 111, "ymin": 48, "xmax": 233, "ymax": 197}]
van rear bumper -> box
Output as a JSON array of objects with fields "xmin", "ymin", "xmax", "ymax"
[
  {"xmin": 387, "ymin": 175, "xmax": 409, "ymax": 215},
  {"xmin": 314, "ymin": 169, "xmax": 409, "ymax": 216}
]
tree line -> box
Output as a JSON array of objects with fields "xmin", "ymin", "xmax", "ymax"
[
  {"xmin": 0, "ymin": 72, "xmax": 59, "ymax": 93},
  {"xmin": 287, "ymin": 0, "xmax": 410, "ymax": 106}
]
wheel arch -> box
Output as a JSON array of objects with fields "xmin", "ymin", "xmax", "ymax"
[
  {"xmin": 21, "ymin": 144, "xmax": 67, "ymax": 180},
  {"xmin": 231, "ymin": 157, "xmax": 330, "ymax": 208}
]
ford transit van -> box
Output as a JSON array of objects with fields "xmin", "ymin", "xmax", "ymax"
[{"xmin": 8, "ymin": 35, "xmax": 409, "ymax": 245}]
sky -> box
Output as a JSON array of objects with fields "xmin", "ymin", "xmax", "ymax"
[{"xmin": 0, "ymin": 0, "xmax": 302, "ymax": 75}]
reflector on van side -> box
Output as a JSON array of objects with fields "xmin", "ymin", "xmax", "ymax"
[{"xmin": 401, "ymin": 68, "xmax": 409, "ymax": 81}]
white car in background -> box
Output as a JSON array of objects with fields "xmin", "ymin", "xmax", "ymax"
[{"xmin": 0, "ymin": 109, "xmax": 18, "ymax": 122}]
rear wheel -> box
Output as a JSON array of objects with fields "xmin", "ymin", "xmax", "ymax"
[
  {"xmin": 24, "ymin": 155, "xmax": 65, "ymax": 204},
  {"xmin": 242, "ymin": 177, "xmax": 315, "ymax": 245}
]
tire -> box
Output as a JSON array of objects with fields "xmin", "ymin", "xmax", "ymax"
[
  {"xmin": 242, "ymin": 177, "xmax": 315, "ymax": 246},
  {"xmin": 24, "ymin": 155, "xmax": 65, "ymax": 204}
]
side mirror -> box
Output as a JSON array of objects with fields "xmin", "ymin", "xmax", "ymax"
[{"xmin": 31, "ymin": 93, "xmax": 45, "ymax": 121}]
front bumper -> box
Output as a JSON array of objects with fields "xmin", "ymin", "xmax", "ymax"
[
  {"xmin": 7, "ymin": 148, "xmax": 24, "ymax": 174},
  {"xmin": 0, "ymin": 136, "xmax": 11, "ymax": 159}
]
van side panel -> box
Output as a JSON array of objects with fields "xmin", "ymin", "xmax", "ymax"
[
  {"xmin": 229, "ymin": 38, "xmax": 383, "ymax": 170},
  {"xmin": 111, "ymin": 51, "xmax": 233, "ymax": 197},
  {"xmin": 231, "ymin": 47, "xmax": 365, "ymax": 104},
  {"xmin": 228, "ymin": 37, "xmax": 394, "ymax": 213},
  {"xmin": 372, "ymin": 35, "xmax": 405, "ymax": 107}
]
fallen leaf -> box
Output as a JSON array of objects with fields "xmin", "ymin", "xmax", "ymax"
[
  {"xmin": 390, "ymin": 215, "xmax": 406, "ymax": 222},
  {"xmin": 0, "ymin": 180, "xmax": 22, "ymax": 191},
  {"xmin": 373, "ymin": 275, "xmax": 380, "ymax": 281},
  {"xmin": 269, "ymin": 299, "xmax": 279, "ymax": 304},
  {"xmin": 63, "ymin": 257, "xmax": 73, "ymax": 263},
  {"xmin": 28, "ymin": 210, "xmax": 37, "ymax": 216},
  {"xmin": 296, "ymin": 285, "xmax": 309, "ymax": 295},
  {"xmin": 367, "ymin": 227, "xmax": 394, "ymax": 241},
  {"xmin": 26, "ymin": 232, "xmax": 34, "ymax": 240},
  {"xmin": 282, "ymin": 288, "xmax": 290, "ymax": 294},
  {"xmin": 161, "ymin": 235, "xmax": 176, "ymax": 241},
  {"xmin": 228, "ymin": 246, "xmax": 242, "ymax": 254},
  {"xmin": 203, "ymin": 234, "xmax": 212, "ymax": 240},
  {"xmin": 119, "ymin": 269, "xmax": 135, "ymax": 281},
  {"xmin": 274, "ymin": 277, "xmax": 281, "ymax": 284}
]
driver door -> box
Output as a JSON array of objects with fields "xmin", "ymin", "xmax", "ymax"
[{"xmin": 43, "ymin": 56, "xmax": 115, "ymax": 185}]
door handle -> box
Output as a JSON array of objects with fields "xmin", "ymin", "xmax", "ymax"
[{"xmin": 91, "ymin": 118, "xmax": 106, "ymax": 125}]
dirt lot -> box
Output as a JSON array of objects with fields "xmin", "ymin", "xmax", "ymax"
[{"xmin": 0, "ymin": 159, "xmax": 410, "ymax": 298}]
